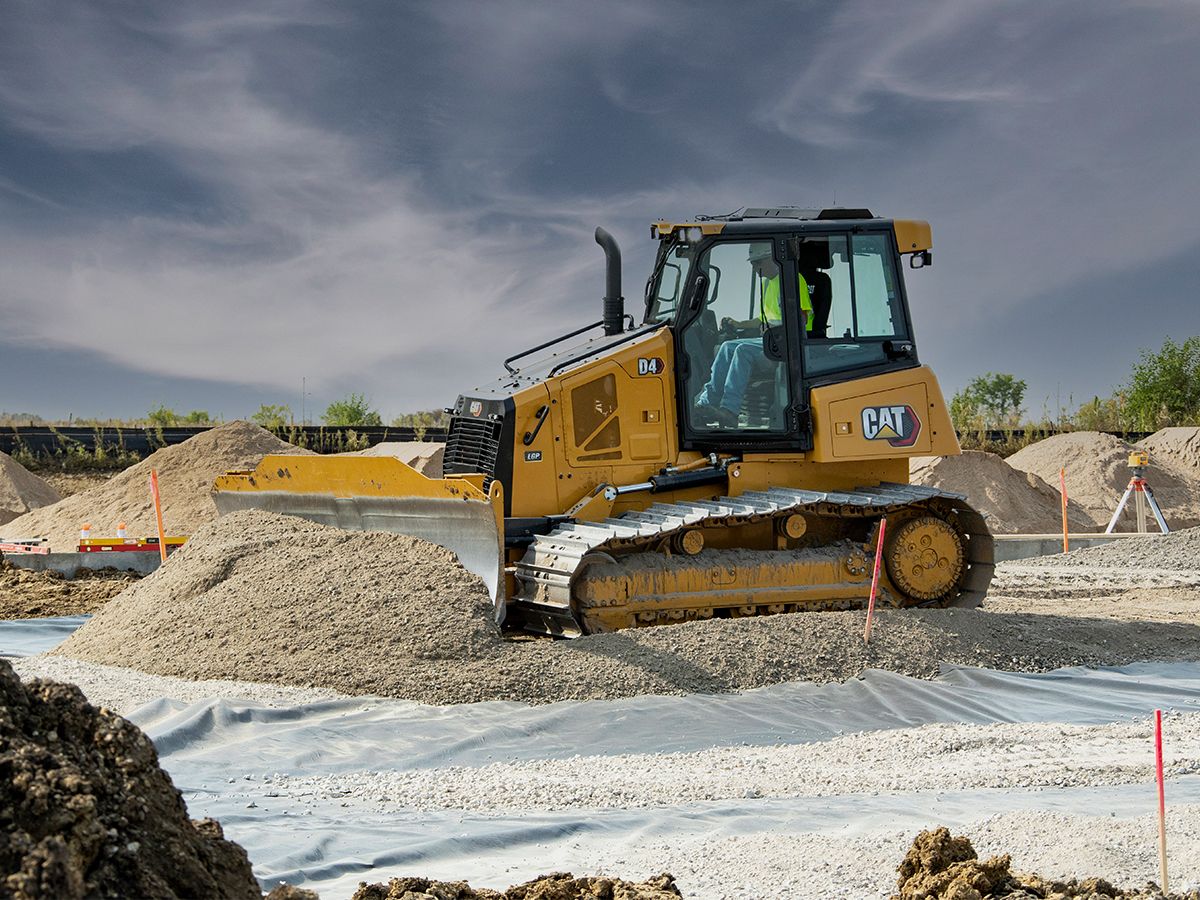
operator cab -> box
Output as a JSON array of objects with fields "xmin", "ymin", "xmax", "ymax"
[{"xmin": 645, "ymin": 207, "xmax": 928, "ymax": 452}]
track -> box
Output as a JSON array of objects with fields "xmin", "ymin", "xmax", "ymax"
[{"xmin": 510, "ymin": 483, "xmax": 994, "ymax": 636}]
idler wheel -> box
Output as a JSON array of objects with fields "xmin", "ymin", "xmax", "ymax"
[{"xmin": 884, "ymin": 516, "xmax": 965, "ymax": 602}]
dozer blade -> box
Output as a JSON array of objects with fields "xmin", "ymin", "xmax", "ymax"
[{"xmin": 212, "ymin": 455, "xmax": 506, "ymax": 622}]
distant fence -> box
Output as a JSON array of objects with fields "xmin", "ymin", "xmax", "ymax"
[
  {"xmin": 0, "ymin": 424, "xmax": 1156, "ymax": 460},
  {"xmin": 0, "ymin": 425, "xmax": 449, "ymax": 459}
]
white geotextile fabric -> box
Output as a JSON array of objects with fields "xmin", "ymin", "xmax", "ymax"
[{"xmin": 4, "ymin": 617, "xmax": 1200, "ymax": 898}]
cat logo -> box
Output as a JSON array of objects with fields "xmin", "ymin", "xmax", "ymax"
[
  {"xmin": 469, "ymin": 401, "xmax": 483, "ymax": 417},
  {"xmin": 637, "ymin": 357, "xmax": 665, "ymax": 376},
  {"xmin": 860, "ymin": 405, "xmax": 922, "ymax": 448}
]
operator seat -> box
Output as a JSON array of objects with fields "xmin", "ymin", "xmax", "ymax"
[{"xmin": 797, "ymin": 240, "xmax": 833, "ymax": 339}]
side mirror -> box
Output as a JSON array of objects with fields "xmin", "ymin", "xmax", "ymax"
[
  {"xmin": 685, "ymin": 272, "xmax": 710, "ymax": 311},
  {"xmin": 908, "ymin": 250, "xmax": 932, "ymax": 269}
]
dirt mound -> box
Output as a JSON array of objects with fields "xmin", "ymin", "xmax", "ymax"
[
  {"xmin": 341, "ymin": 441, "xmax": 444, "ymax": 477},
  {"xmin": 909, "ymin": 451, "xmax": 1093, "ymax": 533},
  {"xmin": 1008, "ymin": 431, "xmax": 1200, "ymax": 530},
  {"xmin": 1140, "ymin": 426, "xmax": 1200, "ymax": 472},
  {"xmin": 353, "ymin": 872, "xmax": 681, "ymax": 900},
  {"xmin": 0, "ymin": 421, "xmax": 310, "ymax": 550},
  {"xmin": 0, "ymin": 451, "xmax": 61, "ymax": 528},
  {"xmin": 0, "ymin": 561, "xmax": 136, "ymax": 619},
  {"xmin": 54, "ymin": 509, "xmax": 500, "ymax": 689},
  {"xmin": 0, "ymin": 657, "xmax": 260, "ymax": 899},
  {"xmin": 894, "ymin": 827, "xmax": 1187, "ymax": 898}
]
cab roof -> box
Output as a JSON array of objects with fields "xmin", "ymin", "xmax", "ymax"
[{"xmin": 651, "ymin": 207, "xmax": 932, "ymax": 252}]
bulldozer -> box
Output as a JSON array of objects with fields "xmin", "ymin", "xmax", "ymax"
[{"xmin": 213, "ymin": 207, "xmax": 993, "ymax": 637}]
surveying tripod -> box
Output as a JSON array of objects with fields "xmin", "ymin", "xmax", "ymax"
[{"xmin": 1105, "ymin": 450, "xmax": 1170, "ymax": 534}]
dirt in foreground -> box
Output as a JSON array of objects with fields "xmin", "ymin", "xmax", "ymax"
[
  {"xmin": 352, "ymin": 873, "xmax": 681, "ymax": 900},
  {"xmin": 895, "ymin": 827, "xmax": 1197, "ymax": 899},
  {"xmin": 0, "ymin": 657, "xmax": 260, "ymax": 899},
  {"xmin": 0, "ymin": 561, "xmax": 137, "ymax": 619}
]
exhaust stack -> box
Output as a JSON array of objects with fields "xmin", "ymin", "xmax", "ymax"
[{"xmin": 595, "ymin": 227, "xmax": 624, "ymax": 336}]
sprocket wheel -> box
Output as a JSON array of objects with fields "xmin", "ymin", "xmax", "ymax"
[{"xmin": 884, "ymin": 515, "xmax": 966, "ymax": 603}]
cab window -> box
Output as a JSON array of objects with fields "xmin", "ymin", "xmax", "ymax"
[
  {"xmin": 802, "ymin": 233, "xmax": 908, "ymax": 377},
  {"xmin": 679, "ymin": 239, "xmax": 791, "ymax": 434}
]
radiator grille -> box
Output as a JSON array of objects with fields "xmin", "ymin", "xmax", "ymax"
[{"xmin": 443, "ymin": 414, "xmax": 504, "ymax": 489}]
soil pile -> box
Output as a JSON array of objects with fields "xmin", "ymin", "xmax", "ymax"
[
  {"xmin": 0, "ymin": 657, "xmax": 260, "ymax": 899},
  {"xmin": 1037, "ymin": 525, "xmax": 1200, "ymax": 570},
  {"xmin": 341, "ymin": 441, "xmax": 444, "ymax": 477},
  {"xmin": 1139, "ymin": 426, "xmax": 1200, "ymax": 472},
  {"xmin": 0, "ymin": 561, "xmax": 136, "ymax": 619},
  {"xmin": 0, "ymin": 451, "xmax": 61, "ymax": 528},
  {"xmin": 55, "ymin": 510, "xmax": 500, "ymax": 691},
  {"xmin": 894, "ymin": 827, "xmax": 1191, "ymax": 898},
  {"xmin": 352, "ymin": 872, "xmax": 681, "ymax": 900},
  {"xmin": 0, "ymin": 421, "xmax": 310, "ymax": 550},
  {"xmin": 909, "ymin": 451, "xmax": 1093, "ymax": 533},
  {"xmin": 1008, "ymin": 431, "xmax": 1200, "ymax": 530}
]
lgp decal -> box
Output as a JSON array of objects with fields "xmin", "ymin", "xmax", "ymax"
[
  {"xmin": 524, "ymin": 450, "xmax": 543, "ymax": 462},
  {"xmin": 637, "ymin": 357, "xmax": 665, "ymax": 376},
  {"xmin": 860, "ymin": 405, "xmax": 922, "ymax": 448}
]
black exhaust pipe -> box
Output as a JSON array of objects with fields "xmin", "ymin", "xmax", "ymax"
[{"xmin": 595, "ymin": 227, "xmax": 624, "ymax": 336}]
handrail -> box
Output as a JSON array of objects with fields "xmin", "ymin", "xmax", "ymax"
[{"xmin": 503, "ymin": 320, "xmax": 605, "ymax": 375}]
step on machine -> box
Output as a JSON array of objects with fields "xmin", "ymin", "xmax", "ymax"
[{"xmin": 1105, "ymin": 450, "xmax": 1170, "ymax": 535}]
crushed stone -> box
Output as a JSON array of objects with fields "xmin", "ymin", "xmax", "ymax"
[
  {"xmin": 351, "ymin": 872, "xmax": 681, "ymax": 900},
  {"xmin": 50, "ymin": 511, "xmax": 1200, "ymax": 705},
  {"xmin": 0, "ymin": 450, "xmax": 60, "ymax": 528},
  {"xmin": 1139, "ymin": 426, "xmax": 1200, "ymax": 472},
  {"xmin": 0, "ymin": 421, "xmax": 310, "ymax": 551},
  {"xmin": 0, "ymin": 560, "xmax": 137, "ymax": 619},
  {"xmin": 1008, "ymin": 431, "xmax": 1200, "ymax": 530},
  {"xmin": 893, "ymin": 826, "xmax": 1198, "ymax": 899},
  {"xmin": 0, "ymin": 657, "xmax": 261, "ymax": 899},
  {"xmin": 909, "ymin": 450, "xmax": 1093, "ymax": 533},
  {"xmin": 1030, "ymin": 525, "xmax": 1200, "ymax": 570}
]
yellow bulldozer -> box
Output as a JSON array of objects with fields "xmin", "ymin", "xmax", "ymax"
[{"xmin": 214, "ymin": 207, "xmax": 993, "ymax": 636}]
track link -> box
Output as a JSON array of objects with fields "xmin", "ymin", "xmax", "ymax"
[{"xmin": 509, "ymin": 483, "xmax": 993, "ymax": 637}]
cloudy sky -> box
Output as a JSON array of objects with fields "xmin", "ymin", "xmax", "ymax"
[{"xmin": 1, "ymin": 0, "xmax": 1197, "ymax": 423}]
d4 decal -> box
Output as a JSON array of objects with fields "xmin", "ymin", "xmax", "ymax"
[
  {"xmin": 637, "ymin": 357, "xmax": 665, "ymax": 376},
  {"xmin": 860, "ymin": 405, "xmax": 922, "ymax": 448}
]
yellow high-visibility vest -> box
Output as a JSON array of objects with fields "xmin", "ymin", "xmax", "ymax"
[{"xmin": 761, "ymin": 274, "xmax": 813, "ymax": 332}]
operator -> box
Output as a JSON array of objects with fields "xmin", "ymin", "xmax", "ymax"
[{"xmin": 694, "ymin": 244, "xmax": 812, "ymax": 427}]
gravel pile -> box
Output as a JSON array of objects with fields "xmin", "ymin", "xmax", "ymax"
[
  {"xmin": 0, "ymin": 450, "xmax": 60, "ymax": 528},
  {"xmin": 909, "ymin": 450, "xmax": 1093, "ymax": 533},
  {"xmin": 0, "ymin": 421, "xmax": 310, "ymax": 550},
  {"xmin": 54, "ymin": 509, "xmax": 502, "ymax": 693},
  {"xmin": 894, "ymin": 827, "xmax": 1193, "ymax": 899},
  {"xmin": 0, "ymin": 561, "xmax": 136, "ymax": 619},
  {"xmin": 1034, "ymin": 526, "xmax": 1200, "ymax": 570},
  {"xmin": 0, "ymin": 657, "xmax": 261, "ymax": 899},
  {"xmin": 1008, "ymin": 431, "xmax": 1200, "ymax": 530},
  {"xmin": 48, "ymin": 512, "xmax": 1200, "ymax": 705},
  {"xmin": 352, "ymin": 873, "xmax": 681, "ymax": 900}
]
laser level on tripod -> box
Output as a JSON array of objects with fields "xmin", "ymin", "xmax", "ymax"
[{"xmin": 1105, "ymin": 450, "xmax": 1170, "ymax": 534}]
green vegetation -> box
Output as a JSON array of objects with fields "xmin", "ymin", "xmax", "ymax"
[
  {"xmin": 949, "ymin": 372, "xmax": 1027, "ymax": 430},
  {"xmin": 251, "ymin": 404, "xmax": 292, "ymax": 429},
  {"xmin": 1124, "ymin": 336, "xmax": 1200, "ymax": 430},
  {"xmin": 322, "ymin": 393, "xmax": 382, "ymax": 427},
  {"xmin": 10, "ymin": 427, "xmax": 141, "ymax": 474},
  {"xmin": 145, "ymin": 405, "xmax": 215, "ymax": 426},
  {"xmin": 391, "ymin": 409, "xmax": 448, "ymax": 440}
]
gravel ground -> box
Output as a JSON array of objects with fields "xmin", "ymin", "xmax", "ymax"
[
  {"xmin": 218, "ymin": 714, "xmax": 1200, "ymax": 814},
  {"xmin": 8, "ymin": 655, "xmax": 344, "ymax": 713}
]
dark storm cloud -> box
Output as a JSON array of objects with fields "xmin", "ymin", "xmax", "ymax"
[{"xmin": 0, "ymin": 0, "xmax": 1197, "ymax": 419}]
